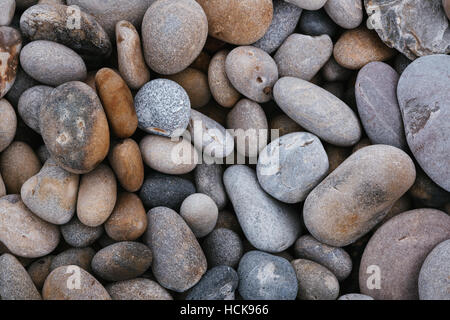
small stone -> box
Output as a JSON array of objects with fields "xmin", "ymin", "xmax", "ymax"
[
  {"xmin": 298, "ymin": 9, "xmax": 338, "ymax": 38},
  {"xmin": 166, "ymin": 68, "xmax": 211, "ymax": 109},
  {"xmin": 0, "ymin": 0, "xmax": 15, "ymax": 26},
  {"xmin": 186, "ymin": 266, "xmax": 239, "ymax": 300},
  {"xmin": 27, "ymin": 255, "xmax": 54, "ymax": 290},
  {"xmin": 338, "ymin": 293, "xmax": 374, "ymax": 300},
  {"xmin": 60, "ymin": 216, "xmax": 103, "ymax": 248},
  {"xmin": 324, "ymin": 0, "xmax": 363, "ymax": 29},
  {"xmin": 18, "ymin": 85, "xmax": 53, "ymax": 134},
  {"xmin": 180, "ymin": 193, "xmax": 218, "ymax": 238},
  {"xmin": 106, "ymin": 278, "xmax": 173, "ymax": 300},
  {"xmin": 270, "ymin": 114, "xmax": 303, "ymax": 137},
  {"xmin": 0, "ymin": 27, "xmax": 22, "ymax": 98},
  {"xmin": 50, "ymin": 247, "xmax": 95, "ymax": 272},
  {"xmin": 203, "ymin": 228, "xmax": 243, "ymax": 268},
  {"xmin": 238, "ymin": 251, "xmax": 298, "ymax": 300},
  {"xmin": 322, "ymin": 57, "xmax": 353, "ymax": 82},
  {"xmin": 194, "ymin": 163, "xmax": 228, "ymax": 210},
  {"xmin": 0, "ymin": 99, "xmax": 17, "ymax": 152}
]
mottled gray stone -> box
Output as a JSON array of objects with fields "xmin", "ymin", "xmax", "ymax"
[
  {"xmin": 338, "ymin": 293, "xmax": 373, "ymax": 300},
  {"xmin": 106, "ymin": 278, "xmax": 173, "ymax": 300},
  {"xmin": 223, "ymin": 165, "xmax": 301, "ymax": 253},
  {"xmin": 397, "ymin": 54, "xmax": 450, "ymax": 191},
  {"xmin": 18, "ymin": 85, "xmax": 53, "ymax": 133},
  {"xmin": 194, "ymin": 163, "xmax": 227, "ymax": 210},
  {"xmin": 203, "ymin": 228, "xmax": 243, "ymax": 268},
  {"xmin": 187, "ymin": 266, "xmax": 239, "ymax": 300},
  {"xmin": 238, "ymin": 251, "xmax": 298, "ymax": 300},
  {"xmin": 0, "ymin": 99, "xmax": 16, "ymax": 153},
  {"xmin": 0, "ymin": 0, "xmax": 15, "ymax": 26},
  {"xmin": 365, "ymin": 0, "xmax": 450, "ymax": 60},
  {"xmin": 180, "ymin": 193, "xmax": 218, "ymax": 238},
  {"xmin": 60, "ymin": 216, "xmax": 103, "ymax": 248},
  {"xmin": 298, "ymin": 9, "xmax": 338, "ymax": 38},
  {"xmin": 286, "ymin": 0, "xmax": 327, "ymax": 10},
  {"xmin": 50, "ymin": 247, "xmax": 95, "ymax": 272},
  {"xmin": 252, "ymin": 0, "xmax": 302, "ymax": 54},
  {"xmin": 37, "ymin": 145, "xmax": 50, "ymax": 163},
  {"xmin": 325, "ymin": 0, "xmax": 363, "ymax": 29},
  {"xmin": 134, "ymin": 79, "xmax": 190, "ymax": 138}
]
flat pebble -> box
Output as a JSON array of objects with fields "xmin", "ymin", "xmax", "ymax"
[
  {"xmin": 324, "ymin": 0, "xmax": 363, "ymax": 29},
  {"xmin": 18, "ymin": 85, "xmax": 53, "ymax": 134},
  {"xmin": 167, "ymin": 68, "xmax": 211, "ymax": 109},
  {"xmin": 298, "ymin": 9, "xmax": 338, "ymax": 38},
  {"xmin": 50, "ymin": 247, "xmax": 95, "ymax": 272},
  {"xmin": 180, "ymin": 193, "xmax": 218, "ymax": 238},
  {"xmin": 0, "ymin": 26, "xmax": 22, "ymax": 98},
  {"xmin": 0, "ymin": 99, "xmax": 17, "ymax": 152},
  {"xmin": 106, "ymin": 278, "xmax": 173, "ymax": 300},
  {"xmin": 203, "ymin": 228, "xmax": 243, "ymax": 268},
  {"xmin": 27, "ymin": 255, "xmax": 53, "ymax": 290},
  {"xmin": 338, "ymin": 293, "xmax": 373, "ymax": 300},
  {"xmin": 0, "ymin": 0, "xmax": 15, "ymax": 26},
  {"xmin": 194, "ymin": 163, "xmax": 227, "ymax": 210},
  {"xmin": 187, "ymin": 266, "xmax": 239, "ymax": 300},
  {"xmin": 60, "ymin": 216, "xmax": 103, "ymax": 248}
]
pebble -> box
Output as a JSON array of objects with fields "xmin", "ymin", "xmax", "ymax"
[
  {"xmin": 294, "ymin": 235, "xmax": 352, "ymax": 281},
  {"xmin": 359, "ymin": 209, "xmax": 450, "ymax": 300},
  {"xmin": 186, "ymin": 266, "xmax": 239, "ymax": 300},
  {"xmin": 180, "ymin": 193, "xmax": 218, "ymax": 238},
  {"xmin": 0, "ymin": 99, "xmax": 17, "ymax": 152},
  {"xmin": 322, "ymin": 57, "xmax": 353, "ymax": 82},
  {"xmin": 324, "ymin": 0, "xmax": 363, "ymax": 29},
  {"xmin": 445, "ymin": 0, "xmax": 450, "ymax": 19},
  {"xmin": 197, "ymin": 0, "xmax": 273, "ymax": 45},
  {"xmin": 144, "ymin": 206, "xmax": 207, "ymax": 292},
  {"xmin": 141, "ymin": 0, "xmax": 207, "ymax": 75},
  {"xmin": 238, "ymin": 251, "xmax": 298, "ymax": 300},
  {"xmin": 253, "ymin": 0, "xmax": 302, "ymax": 54},
  {"xmin": 223, "ymin": 165, "xmax": 301, "ymax": 253},
  {"xmin": 139, "ymin": 172, "xmax": 196, "ymax": 210},
  {"xmin": 134, "ymin": 79, "xmax": 190, "ymax": 137},
  {"xmin": 338, "ymin": 293, "xmax": 373, "ymax": 300},
  {"xmin": 166, "ymin": 68, "xmax": 211, "ymax": 109},
  {"xmin": 334, "ymin": 28, "xmax": 396, "ymax": 70},
  {"xmin": 105, "ymin": 192, "xmax": 147, "ymax": 241},
  {"xmin": 50, "ymin": 247, "xmax": 95, "ymax": 272},
  {"xmin": 0, "ymin": 253, "xmax": 41, "ymax": 300},
  {"xmin": 40, "ymin": 81, "xmax": 110, "ymax": 174},
  {"xmin": 108, "ymin": 139, "xmax": 144, "ymax": 192},
  {"xmin": 270, "ymin": 114, "xmax": 303, "ymax": 137},
  {"xmin": 0, "ymin": 195, "xmax": 60, "ymax": 258},
  {"xmin": 27, "ymin": 255, "xmax": 54, "ymax": 290},
  {"xmin": 116, "ymin": 20, "xmax": 150, "ymax": 90},
  {"xmin": 77, "ymin": 164, "xmax": 117, "ymax": 227},
  {"xmin": 0, "ymin": 27, "xmax": 22, "ymax": 98},
  {"xmin": 95, "ymin": 68, "xmax": 137, "ymax": 138},
  {"xmin": 208, "ymin": 50, "xmax": 241, "ymax": 108},
  {"xmin": 257, "ymin": 132, "xmax": 329, "ymax": 203},
  {"xmin": 397, "ymin": 54, "xmax": 450, "ymax": 191},
  {"xmin": 0, "ymin": 141, "xmax": 41, "ymax": 194},
  {"xmin": 60, "ymin": 216, "xmax": 103, "ymax": 248},
  {"xmin": 304, "ymin": 145, "xmax": 416, "ymax": 247},
  {"xmin": 140, "ymin": 135, "xmax": 198, "ymax": 175},
  {"xmin": 43, "ymin": 265, "xmax": 111, "ymax": 300},
  {"xmin": 20, "ymin": 40, "xmax": 87, "ymax": 86},
  {"xmin": 18, "ymin": 85, "xmax": 53, "ymax": 134},
  {"xmin": 92, "ymin": 241, "xmax": 152, "ymax": 281},
  {"xmin": 355, "ymin": 62, "xmax": 406, "ymax": 149},
  {"xmin": 225, "ymin": 46, "xmax": 278, "ymax": 103},
  {"xmin": 106, "ymin": 278, "xmax": 173, "ymax": 300},
  {"xmin": 298, "ymin": 9, "xmax": 338, "ymax": 38},
  {"xmin": 21, "ymin": 159, "xmax": 79, "ymax": 225},
  {"xmin": 203, "ymin": 228, "xmax": 243, "ymax": 268},
  {"xmin": 292, "ymin": 259, "xmax": 340, "ymax": 300},
  {"xmin": 273, "ymin": 77, "xmax": 361, "ymax": 146},
  {"xmin": 0, "ymin": 0, "xmax": 15, "ymax": 26},
  {"xmin": 194, "ymin": 163, "xmax": 228, "ymax": 210},
  {"xmin": 418, "ymin": 239, "xmax": 450, "ymax": 300},
  {"xmin": 36, "ymin": 145, "xmax": 50, "ymax": 164},
  {"xmin": 226, "ymin": 99, "xmax": 268, "ymax": 158}
]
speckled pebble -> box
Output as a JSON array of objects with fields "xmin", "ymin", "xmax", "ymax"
[
  {"xmin": 18, "ymin": 85, "xmax": 53, "ymax": 134},
  {"xmin": 27, "ymin": 255, "xmax": 54, "ymax": 290},
  {"xmin": 166, "ymin": 68, "xmax": 211, "ymax": 109},
  {"xmin": 324, "ymin": 0, "xmax": 363, "ymax": 29},
  {"xmin": 187, "ymin": 266, "xmax": 239, "ymax": 300},
  {"xmin": 106, "ymin": 278, "xmax": 173, "ymax": 300},
  {"xmin": 60, "ymin": 216, "xmax": 103, "ymax": 248},
  {"xmin": 50, "ymin": 247, "xmax": 95, "ymax": 272},
  {"xmin": 203, "ymin": 228, "xmax": 243, "ymax": 268},
  {"xmin": 180, "ymin": 193, "xmax": 218, "ymax": 238}
]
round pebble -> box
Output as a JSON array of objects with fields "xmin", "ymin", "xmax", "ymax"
[
  {"xmin": 60, "ymin": 216, "xmax": 103, "ymax": 248},
  {"xmin": 203, "ymin": 228, "xmax": 243, "ymax": 268},
  {"xmin": 186, "ymin": 266, "xmax": 239, "ymax": 300},
  {"xmin": 50, "ymin": 247, "xmax": 95, "ymax": 272},
  {"xmin": 18, "ymin": 85, "xmax": 53, "ymax": 134},
  {"xmin": 180, "ymin": 193, "xmax": 218, "ymax": 238},
  {"xmin": 0, "ymin": 99, "xmax": 17, "ymax": 152},
  {"xmin": 167, "ymin": 68, "xmax": 211, "ymax": 109},
  {"xmin": 106, "ymin": 278, "xmax": 173, "ymax": 300}
]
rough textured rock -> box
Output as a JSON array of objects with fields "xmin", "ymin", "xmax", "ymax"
[
  {"xmin": 27, "ymin": 255, "xmax": 54, "ymax": 290},
  {"xmin": 0, "ymin": 0, "xmax": 15, "ymax": 26},
  {"xmin": 194, "ymin": 163, "xmax": 227, "ymax": 210},
  {"xmin": 0, "ymin": 99, "xmax": 16, "ymax": 152},
  {"xmin": 0, "ymin": 27, "xmax": 22, "ymax": 98},
  {"xmin": 180, "ymin": 193, "xmax": 218, "ymax": 238},
  {"xmin": 203, "ymin": 228, "xmax": 243, "ymax": 268},
  {"xmin": 60, "ymin": 216, "xmax": 103, "ymax": 248},
  {"xmin": 106, "ymin": 278, "xmax": 173, "ymax": 300},
  {"xmin": 18, "ymin": 85, "xmax": 53, "ymax": 134},
  {"xmin": 50, "ymin": 247, "xmax": 95, "ymax": 272},
  {"xmin": 324, "ymin": 0, "xmax": 363, "ymax": 29},
  {"xmin": 166, "ymin": 68, "xmax": 211, "ymax": 109},
  {"xmin": 298, "ymin": 9, "xmax": 338, "ymax": 38},
  {"xmin": 186, "ymin": 266, "xmax": 239, "ymax": 300}
]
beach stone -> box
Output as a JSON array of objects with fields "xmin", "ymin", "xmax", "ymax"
[
  {"xmin": 106, "ymin": 278, "xmax": 173, "ymax": 300},
  {"xmin": 270, "ymin": 114, "xmax": 303, "ymax": 137},
  {"xmin": 238, "ymin": 251, "xmax": 298, "ymax": 300},
  {"xmin": 180, "ymin": 193, "xmax": 218, "ymax": 238},
  {"xmin": 365, "ymin": 0, "xmax": 450, "ymax": 60},
  {"xmin": 203, "ymin": 228, "xmax": 243, "ymax": 268},
  {"xmin": 197, "ymin": 0, "xmax": 273, "ymax": 45},
  {"xmin": 105, "ymin": 192, "xmax": 147, "ymax": 241},
  {"xmin": 257, "ymin": 132, "xmax": 329, "ymax": 203},
  {"xmin": 294, "ymin": 235, "xmax": 352, "ymax": 281},
  {"xmin": 43, "ymin": 265, "xmax": 111, "ymax": 300},
  {"xmin": 0, "ymin": 27, "xmax": 22, "ymax": 98},
  {"xmin": 298, "ymin": 9, "xmax": 338, "ymax": 38},
  {"xmin": 50, "ymin": 247, "xmax": 95, "ymax": 272},
  {"xmin": 359, "ymin": 209, "xmax": 450, "ymax": 300},
  {"xmin": 0, "ymin": 99, "xmax": 16, "ymax": 152},
  {"xmin": 92, "ymin": 241, "xmax": 152, "ymax": 281},
  {"xmin": 0, "ymin": 253, "xmax": 41, "ymax": 300},
  {"xmin": 275, "ymin": 34, "xmax": 332, "ymax": 81},
  {"xmin": 139, "ymin": 135, "xmax": 198, "ymax": 175},
  {"xmin": 273, "ymin": 77, "xmax": 361, "ymax": 146},
  {"xmin": 141, "ymin": 0, "xmax": 207, "ymax": 75},
  {"xmin": 186, "ymin": 266, "xmax": 239, "ymax": 300},
  {"xmin": 108, "ymin": 139, "xmax": 144, "ymax": 192},
  {"xmin": 20, "ymin": 40, "xmax": 86, "ymax": 86},
  {"xmin": 334, "ymin": 28, "xmax": 396, "ymax": 70},
  {"xmin": 139, "ymin": 172, "xmax": 196, "ymax": 210},
  {"xmin": 418, "ymin": 239, "xmax": 450, "ymax": 300},
  {"xmin": 77, "ymin": 164, "xmax": 116, "ymax": 227},
  {"xmin": 18, "ymin": 85, "xmax": 53, "ymax": 134},
  {"xmin": 144, "ymin": 206, "xmax": 207, "ymax": 292},
  {"xmin": 194, "ymin": 163, "xmax": 227, "ymax": 210},
  {"xmin": 304, "ymin": 145, "xmax": 416, "ymax": 247},
  {"xmin": 224, "ymin": 165, "xmax": 301, "ymax": 253},
  {"xmin": 324, "ymin": 0, "xmax": 363, "ymax": 29},
  {"xmin": 20, "ymin": 4, "xmax": 112, "ymax": 60},
  {"xmin": 0, "ymin": 0, "xmax": 15, "ymax": 26},
  {"xmin": 292, "ymin": 259, "xmax": 340, "ymax": 300},
  {"xmin": 322, "ymin": 57, "xmax": 353, "ymax": 82},
  {"xmin": 134, "ymin": 79, "xmax": 190, "ymax": 137},
  {"xmin": 286, "ymin": 0, "xmax": 326, "ymax": 10},
  {"xmin": 0, "ymin": 195, "xmax": 60, "ymax": 258},
  {"xmin": 95, "ymin": 68, "xmax": 137, "ymax": 138},
  {"xmin": 0, "ymin": 141, "xmax": 41, "ymax": 194},
  {"xmin": 27, "ymin": 255, "xmax": 53, "ymax": 290},
  {"xmin": 5, "ymin": 67, "xmax": 38, "ymax": 106},
  {"xmin": 253, "ymin": 0, "xmax": 302, "ymax": 54},
  {"xmin": 40, "ymin": 81, "xmax": 110, "ymax": 174},
  {"xmin": 397, "ymin": 54, "xmax": 450, "ymax": 192},
  {"xmin": 21, "ymin": 159, "xmax": 79, "ymax": 225},
  {"xmin": 60, "ymin": 216, "xmax": 103, "ymax": 248},
  {"xmin": 166, "ymin": 68, "xmax": 211, "ymax": 109},
  {"xmin": 226, "ymin": 99, "xmax": 268, "ymax": 158},
  {"xmin": 225, "ymin": 46, "xmax": 278, "ymax": 103},
  {"xmin": 116, "ymin": 20, "xmax": 150, "ymax": 90},
  {"xmin": 355, "ymin": 62, "xmax": 406, "ymax": 149},
  {"xmin": 338, "ymin": 293, "xmax": 374, "ymax": 300},
  {"xmin": 409, "ymin": 169, "xmax": 449, "ymax": 208}
]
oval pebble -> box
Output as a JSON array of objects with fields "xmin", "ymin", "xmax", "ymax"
[
  {"xmin": 106, "ymin": 278, "xmax": 173, "ymax": 300},
  {"xmin": 166, "ymin": 68, "xmax": 211, "ymax": 109},
  {"xmin": 324, "ymin": 0, "xmax": 363, "ymax": 29},
  {"xmin": 60, "ymin": 216, "xmax": 103, "ymax": 248},
  {"xmin": 18, "ymin": 85, "xmax": 53, "ymax": 134},
  {"xmin": 0, "ymin": 27, "xmax": 22, "ymax": 99},
  {"xmin": 180, "ymin": 193, "xmax": 218, "ymax": 238},
  {"xmin": 194, "ymin": 163, "xmax": 228, "ymax": 210},
  {"xmin": 186, "ymin": 266, "xmax": 239, "ymax": 300},
  {"xmin": 203, "ymin": 228, "xmax": 243, "ymax": 268},
  {"xmin": 0, "ymin": 99, "xmax": 17, "ymax": 152},
  {"xmin": 50, "ymin": 247, "xmax": 95, "ymax": 272}
]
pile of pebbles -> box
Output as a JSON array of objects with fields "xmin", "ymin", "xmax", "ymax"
[{"xmin": 0, "ymin": 0, "xmax": 449, "ymax": 300}]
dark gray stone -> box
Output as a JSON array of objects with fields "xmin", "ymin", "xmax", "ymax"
[
  {"xmin": 18, "ymin": 85, "xmax": 53, "ymax": 133},
  {"xmin": 60, "ymin": 216, "xmax": 103, "ymax": 248},
  {"xmin": 194, "ymin": 163, "xmax": 227, "ymax": 210},
  {"xmin": 202, "ymin": 228, "xmax": 243, "ymax": 268},
  {"xmin": 298, "ymin": 9, "xmax": 338, "ymax": 38},
  {"xmin": 186, "ymin": 266, "xmax": 239, "ymax": 300}
]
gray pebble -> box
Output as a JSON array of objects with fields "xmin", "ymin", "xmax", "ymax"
[
  {"xmin": 18, "ymin": 85, "xmax": 53, "ymax": 133},
  {"xmin": 0, "ymin": 26, "xmax": 22, "ymax": 99},
  {"xmin": 50, "ymin": 247, "xmax": 95, "ymax": 272},
  {"xmin": 324, "ymin": 0, "xmax": 363, "ymax": 29},
  {"xmin": 286, "ymin": 0, "xmax": 327, "ymax": 10},
  {"xmin": 203, "ymin": 228, "xmax": 243, "ymax": 268},
  {"xmin": 0, "ymin": 99, "xmax": 16, "ymax": 152},
  {"xmin": 0, "ymin": 0, "xmax": 15, "ymax": 26},
  {"xmin": 36, "ymin": 145, "xmax": 50, "ymax": 163},
  {"xmin": 180, "ymin": 193, "xmax": 218, "ymax": 238},
  {"xmin": 194, "ymin": 163, "xmax": 228, "ymax": 210},
  {"xmin": 298, "ymin": 9, "xmax": 338, "ymax": 38},
  {"xmin": 338, "ymin": 293, "xmax": 373, "ymax": 300},
  {"xmin": 187, "ymin": 266, "xmax": 239, "ymax": 300},
  {"xmin": 60, "ymin": 216, "xmax": 103, "ymax": 248},
  {"xmin": 106, "ymin": 278, "xmax": 173, "ymax": 300}
]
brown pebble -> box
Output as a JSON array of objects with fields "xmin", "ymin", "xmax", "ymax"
[
  {"xmin": 0, "ymin": 26, "xmax": 22, "ymax": 98},
  {"xmin": 0, "ymin": 98, "xmax": 17, "ymax": 152}
]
